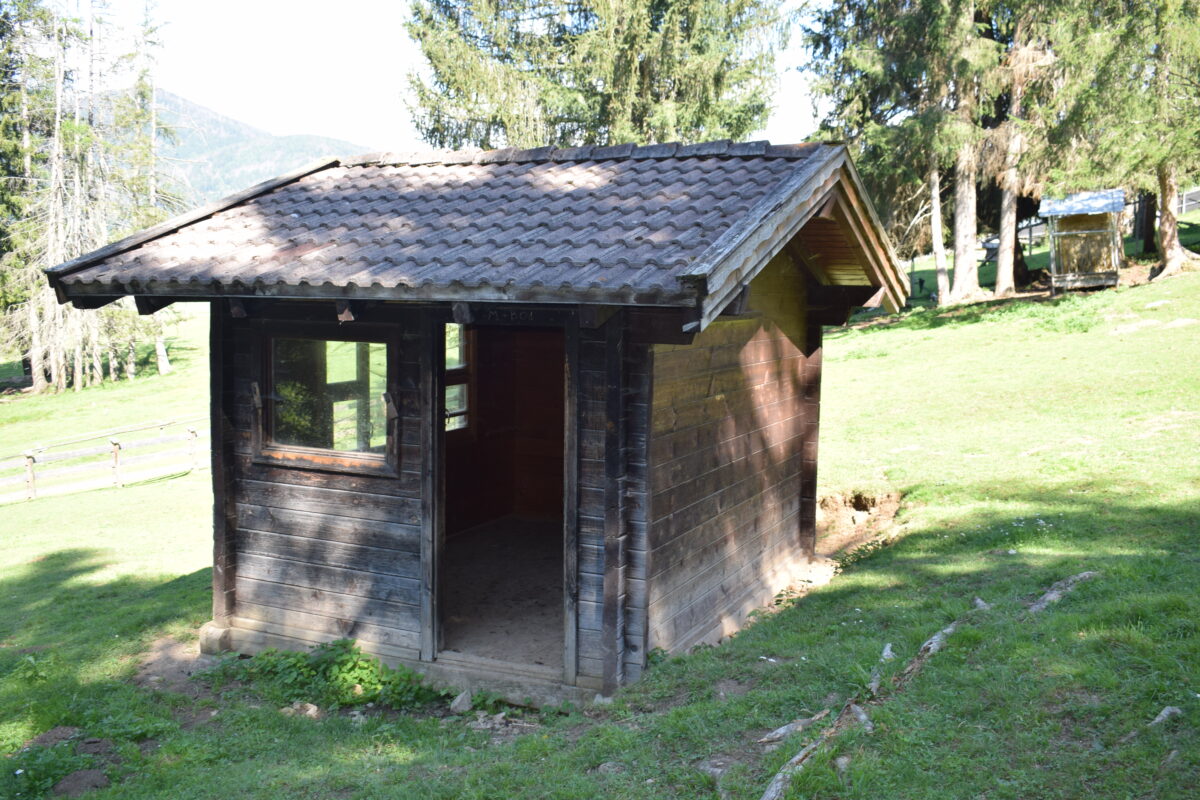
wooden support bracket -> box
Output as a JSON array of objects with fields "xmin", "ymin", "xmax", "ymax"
[
  {"xmin": 579, "ymin": 305, "xmax": 617, "ymax": 329},
  {"xmin": 134, "ymin": 296, "xmax": 175, "ymax": 315},
  {"xmin": 719, "ymin": 286, "xmax": 751, "ymax": 317},
  {"xmin": 335, "ymin": 299, "xmax": 364, "ymax": 322}
]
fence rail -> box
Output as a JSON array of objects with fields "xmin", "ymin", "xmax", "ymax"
[{"xmin": 0, "ymin": 417, "xmax": 210, "ymax": 505}]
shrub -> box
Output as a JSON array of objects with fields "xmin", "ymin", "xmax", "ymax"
[{"xmin": 206, "ymin": 639, "xmax": 444, "ymax": 711}]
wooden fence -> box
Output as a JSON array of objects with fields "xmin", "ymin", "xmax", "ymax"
[{"xmin": 0, "ymin": 418, "xmax": 210, "ymax": 505}]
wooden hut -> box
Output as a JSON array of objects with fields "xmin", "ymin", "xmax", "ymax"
[
  {"xmin": 1038, "ymin": 189, "xmax": 1125, "ymax": 293},
  {"xmin": 46, "ymin": 140, "xmax": 907, "ymax": 702}
]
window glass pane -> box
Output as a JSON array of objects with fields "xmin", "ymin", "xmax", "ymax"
[
  {"xmin": 445, "ymin": 383, "xmax": 467, "ymax": 431},
  {"xmin": 445, "ymin": 384, "xmax": 467, "ymax": 415},
  {"xmin": 446, "ymin": 323, "xmax": 465, "ymax": 369},
  {"xmin": 272, "ymin": 338, "xmax": 388, "ymax": 454},
  {"xmin": 325, "ymin": 340, "xmax": 358, "ymax": 383}
]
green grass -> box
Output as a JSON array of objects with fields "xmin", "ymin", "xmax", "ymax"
[{"xmin": 2, "ymin": 277, "xmax": 1199, "ymax": 798}]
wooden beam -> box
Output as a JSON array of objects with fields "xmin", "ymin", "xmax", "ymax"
[
  {"xmin": 418, "ymin": 310, "xmax": 441, "ymax": 662},
  {"xmin": 450, "ymin": 301, "xmax": 473, "ymax": 325},
  {"xmin": 718, "ymin": 285, "xmax": 751, "ymax": 317},
  {"xmin": 562, "ymin": 319, "xmax": 580, "ymax": 686},
  {"xmin": 134, "ymin": 296, "xmax": 174, "ymax": 315},
  {"xmin": 799, "ymin": 320, "xmax": 823, "ymax": 559},
  {"xmin": 807, "ymin": 284, "xmax": 880, "ymax": 308},
  {"xmin": 335, "ymin": 299, "xmax": 364, "ymax": 322},
  {"xmin": 210, "ymin": 302, "xmax": 237, "ymax": 626},
  {"xmin": 627, "ymin": 307, "xmax": 697, "ymax": 345},
  {"xmin": 601, "ymin": 315, "xmax": 625, "ymax": 694},
  {"xmin": 578, "ymin": 304, "xmax": 617, "ymax": 329},
  {"xmin": 814, "ymin": 192, "xmax": 837, "ymax": 221},
  {"xmin": 71, "ymin": 296, "xmax": 121, "ymax": 310}
]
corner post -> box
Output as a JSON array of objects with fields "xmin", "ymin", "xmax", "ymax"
[
  {"xmin": 800, "ymin": 319, "xmax": 823, "ymax": 559},
  {"xmin": 210, "ymin": 300, "xmax": 237, "ymax": 629}
]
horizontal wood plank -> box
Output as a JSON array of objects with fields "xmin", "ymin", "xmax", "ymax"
[{"xmin": 236, "ymin": 553, "xmax": 421, "ymax": 609}]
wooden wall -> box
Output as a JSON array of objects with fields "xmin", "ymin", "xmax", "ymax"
[
  {"xmin": 213, "ymin": 305, "xmax": 426, "ymax": 661},
  {"xmin": 644, "ymin": 254, "xmax": 821, "ymax": 655}
]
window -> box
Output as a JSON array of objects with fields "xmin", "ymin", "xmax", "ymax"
[
  {"xmin": 259, "ymin": 333, "xmax": 395, "ymax": 474},
  {"xmin": 444, "ymin": 323, "xmax": 469, "ymax": 431}
]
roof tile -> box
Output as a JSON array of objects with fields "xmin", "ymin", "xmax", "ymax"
[{"xmin": 55, "ymin": 140, "xmax": 833, "ymax": 303}]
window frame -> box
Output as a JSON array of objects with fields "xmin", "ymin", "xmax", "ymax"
[
  {"xmin": 443, "ymin": 323, "xmax": 475, "ymax": 436},
  {"xmin": 253, "ymin": 321, "xmax": 400, "ymax": 477}
]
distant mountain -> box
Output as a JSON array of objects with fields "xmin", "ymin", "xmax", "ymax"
[{"xmin": 157, "ymin": 90, "xmax": 367, "ymax": 204}]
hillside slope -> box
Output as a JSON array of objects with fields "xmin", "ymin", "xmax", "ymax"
[
  {"xmin": 157, "ymin": 90, "xmax": 366, "ymax": 203},
  {"xmin": 1, "ymin": 275, "xmax": 1197, "ymax": 799}
]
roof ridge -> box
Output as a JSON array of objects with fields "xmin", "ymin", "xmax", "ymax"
[{"xmin": 341, "ymin": 139, "xmax": 824, "ymax": 168}]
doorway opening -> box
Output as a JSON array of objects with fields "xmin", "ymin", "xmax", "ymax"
[{"xmin": 440, "ymin": 324, "xmax": 566, "ymax": 671}]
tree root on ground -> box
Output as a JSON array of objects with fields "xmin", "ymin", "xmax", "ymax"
[
  {"xmin": 1026, "ymin": 571, "xmax": 1099, "ymax": 614},
  {"xmin": 757, "ymin": 571, "xmax": 1100, "ymax": 800}
]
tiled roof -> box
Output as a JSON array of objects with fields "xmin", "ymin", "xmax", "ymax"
[{"xmin": 48, "ymin": 139, "xmax": 905, "ymax": 318}]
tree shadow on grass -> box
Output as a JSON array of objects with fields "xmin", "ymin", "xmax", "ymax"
[{"xmin": 0, "ymin": 548, "xmax": 211, "ymax": 754}]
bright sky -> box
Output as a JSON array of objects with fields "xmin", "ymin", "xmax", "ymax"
[{"xmin": 104, "ymin": 0, "xmax": 820, "ymax": 152}]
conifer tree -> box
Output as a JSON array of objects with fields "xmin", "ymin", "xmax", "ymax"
[
  {"xmin": 0, "ymin": 0, "xmax": 181, "ymax": 392},
  {"xmin": 406, "ymin": 0, "xmax": 787, "ymax": 149},
  {"xmin": 1044, "ymin": 0, "xmax": 1200, "ymax": 279}
]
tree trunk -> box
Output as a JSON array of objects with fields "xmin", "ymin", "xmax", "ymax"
[
  {"xmin": 950, "ymin": 139, "xmax": 981, "ymax": 302},
  {"xmin": 154, "ymin": 335, "xmax": 172, "ymax": 375},
  {"xmin": 995, "ymin": 181, "xmax": 1018, "ymax": 297},
  {"xmin": 1154, "ymin": 161, "xmax": 1187, "ymax": 279},
  {"xmin": 930, "ymin": 159, "xmax": 950, "ymax": 304},
  {"xmin": 1140, "ymin": 192, "xmax": 1158, "ymax": 254},
  {"xmin": 108, "ymin": 346, "xmax": 119, "ymax": 381},
  {"xmin": 27, "ymin": 295, "xmax": 47, "ymax": 393},
  {"xmin": 995, "ymin": 81, "xmax": 1025, "ymax": 298},
  {"xmin": 126, "ymin": 341, "xmax": 137, "ymax": 379}
]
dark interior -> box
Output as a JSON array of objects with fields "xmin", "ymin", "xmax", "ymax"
[{"xmin": 441, "ymin": 326, "xmax": 565, "ymax": 668}]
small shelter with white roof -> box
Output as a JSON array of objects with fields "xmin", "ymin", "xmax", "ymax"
[{"xmin": 1038, "ymin": 189, "xmax": 1125, "ymax": 293}]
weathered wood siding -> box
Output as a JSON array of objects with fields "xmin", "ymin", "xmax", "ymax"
[
  {"xmin": 217, "ymin": 307, "xmax": 426, "ymax": 660},
  {"xmin": 645, "ymin": 254, "xmax": 820, "ymax": 654},
  {"xmin": 572, "ymin": 314, "xmax": 652, "ymax": 691}
]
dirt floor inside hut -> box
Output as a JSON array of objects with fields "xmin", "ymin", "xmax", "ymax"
[{"xmin": 441, "ymin": 516, "xmax": 564, "ymax": 670}]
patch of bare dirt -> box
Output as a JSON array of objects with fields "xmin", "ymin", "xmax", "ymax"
[
  {"xmin": 74, "ymin": 738, "xmax": 117, "ymax": 761},
  {"xmin": 25, "ymin": 726, "xmax": 80, "ymax": 749},
  {"xmin": 51, "ymin": 769, "xmax": 109, "ymax": 797},
  {"xmin": 816, "ymin": 491, "xmax": 902, "ymax": 559},
  {"xmin": 134, "ymin": 636, "xmax": 219, "ymax": 698}
]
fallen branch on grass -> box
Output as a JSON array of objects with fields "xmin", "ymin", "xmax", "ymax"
[{"xmin": 1027, "ymin": 571, "xmax": 1099, "ymax": 614}]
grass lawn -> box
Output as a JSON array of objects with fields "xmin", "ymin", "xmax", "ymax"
[{"xmin": 2, "ymin": 274, "xmax": 1198, "ymax": 799}]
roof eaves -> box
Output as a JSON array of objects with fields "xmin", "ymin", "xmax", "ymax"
[
  {"xmin": 837, "ymin": 154, "xmax": 909, "ymax": 311},
  {"xmin": 45, "ymin": 156, "xmax": 341, "ymax": 290}
]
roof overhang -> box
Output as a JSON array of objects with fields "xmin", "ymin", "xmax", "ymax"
[{"xmin": 682, "ymin": 145, "xmax": 907, "ymax": 331}]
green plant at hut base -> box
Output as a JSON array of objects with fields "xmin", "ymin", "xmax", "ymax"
[
  {"xmin": 405, "ymin": 0, "xmax": 788, "ymax": 149},
  {"xmin": 205, "ymin": 639, "xmax": 446, "ymax": 711}
]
